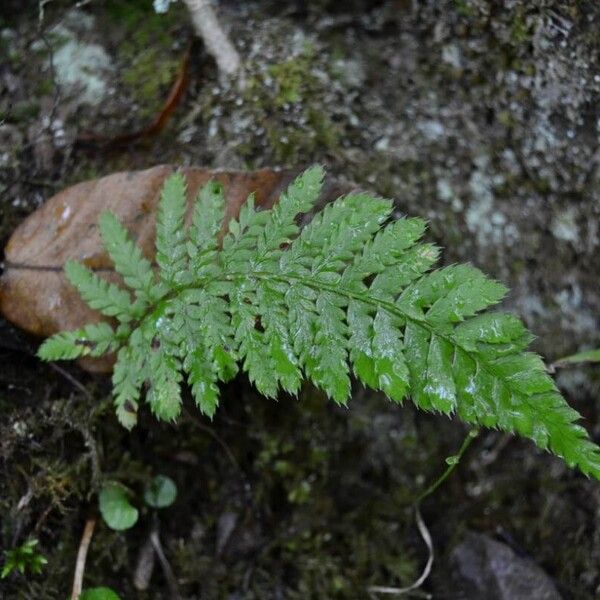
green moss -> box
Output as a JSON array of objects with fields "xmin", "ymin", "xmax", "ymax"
[
  {"xmin": 510, "ymin": 11, "xmax": 532, "ymax": 45},
  {"xmin": 109, "ymin": 0, "xmax": 183, "ymax": 118},
  {"xmin": 105, "ymin": 0, "xmax": 168, "ymax": 28},
  {"xmin": 267, "ymin": 49, "xmax": 317, "ymax": 107},
  {"xmin": 35, "ymin": 79, "xmax": 54, "ymax": 97},
  {"xmin": 454, "ymin": 0, "xmax": 476, "ymax": 18},
  {"xmin": 497, "ymin": 109, "xmax": 515, "ymax": 128},
  {"xmin": 120, "ymin": 46, "xmax": 179, "ymax": 116},
  {"xmin": 0, "ymin": 100, "xmax": 40, "ymax": 123},
  {"xmin": 240, "ymin": 47, "xmax": 342, "ymax": 164}
]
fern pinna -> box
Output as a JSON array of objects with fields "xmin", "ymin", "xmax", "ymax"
[{"xmin": 38, "ymin": 166, "xmax": 600, "ymax": 479}]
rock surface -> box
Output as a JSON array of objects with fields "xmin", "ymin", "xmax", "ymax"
[
  {"xmin": 0, "ymin": 165, "xmax": 350, "ymax": 371},
  {"xmin": 450, "ymin": 531, "xmax": 562, "ymax": 600},
  {"xmin": 49, "ymin": 10, "xmax": 114, "ymax": 106}
]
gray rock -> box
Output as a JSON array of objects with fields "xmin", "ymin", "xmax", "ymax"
[{"xmin": 450, "ymin": 532, "xmax": 562, "ymax": 600}]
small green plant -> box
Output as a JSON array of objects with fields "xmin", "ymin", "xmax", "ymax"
[
  {"xmin": 99, "ymin": 475, "xmax": 178, "ymax": 531},
  {"xmin": 555, "ymin": 348, "xmax": 600, "ymax": 367},
  {"xmin": 99, "ymin": 482, "xmax": 139, "ymax": 531},
  {"xmin": 144, "ymin": 474, "xmax": 178, "ymax": 508},
  {"xmin": 1, "ymin": 538, "xmax": 47, "ymax": 579},
  {"xmin": 79, "ymin": 587, "xmax": 122, "ymax": 600},
  {"xmin": 38, "ymin": 167, "xmax": 600, "ymax": 479}
]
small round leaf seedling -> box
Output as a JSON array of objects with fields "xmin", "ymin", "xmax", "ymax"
[
  {"xmin": 144, "ymin": 475, "xmax": 178, "ymax": 508},
  {"xmin": 80, "ymin": 588, "xmax": 122, "ymax": 600},
  {"xmin": 99, "ymin": 483, "xmax": 139, "ymax": 531}
]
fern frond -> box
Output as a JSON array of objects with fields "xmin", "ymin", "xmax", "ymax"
[
  {"xmin": 64, "ymin": 261, "xmax": 136, "ymax": 322},
  {"xmin": 185, "ymin": 344, "xmax": 220, "ymax": 418},
  {"xmin": 38, "ymin": 167, "xmax": 600, "ymax": 479},
  {"xmin": 113, "ymin": 345, "xmax": 142, "ymax": 429},
  {"xmin": 146, "ymin": 355, "xmax": 182, "ymax": 422},
  {"xmin": 156, "ymin": 170, "xmax": 188, "ymax": 285},
  {"xmin": 256, "ymin": 165, "xmax": 324, "ymax": 257},
  {"xmin": 178, "ymin": 289, "xmax": 238, "ymax": 416},
  {"xmin": 38, "ymin": 322, "xmax": 118, "ymax": 360},
  {"xmin": 280, "ymin": 192, "xmax": 392, "ymax": 278},
  {"xmin": 188, "ymin": 180, "xmax": 225, "ymax": 277},
  {"xmin": 99, "ymin": 212, "xmax": 162, "ymax": 305}
]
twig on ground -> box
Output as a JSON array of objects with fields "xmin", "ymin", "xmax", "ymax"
[
  {"xmin": 37, "ymin": 0, "xmax": 53, "ymax": 25},
  {"xmin": 478, "ymin": 432, "xmax": 512, "ymax": 467},
  {"xmin": 47, "ymin": 362, "xmax": 91, "ymax": 399},
  {"xmin": 150, "ymin": 528, "xmax": 182, "ymax": 600},
  {"xmin": 71, "ymin": 517, "xmax": 96, "ymax": 600},
  {"xmin": 182, "ymin": 0, "xmax": 240, "ymax": 76},
  {"xmin": 133, "ymin": 533, "xmax": 156, "ymax": 591}
]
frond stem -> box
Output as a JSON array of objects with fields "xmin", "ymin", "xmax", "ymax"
[{"xmin": 414, "ymin": 428, "xmax": 479, "ymax": 506}]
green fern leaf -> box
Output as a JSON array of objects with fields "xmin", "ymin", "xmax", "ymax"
[
  {"xmin": 38, "ymin": 322, "xmax": 118, "ymax": 360},
  {"xmin": 178, "ymin": 289, "xmax": 237, "ymax": 416},
  {"xmin": 112, "ymin": 342, "xmax": 144, "ymax": 429},
  {"xmin": 156, "ymin": 170, "xmax": 188, "ymax": 285},
  {"xmin": 185, "ymin": 345, "xmax": 220, "ymax": 417},
  {"xmin": 99, "ymin": 212, "xmax": 161, "ymax": 305},
  {"xmin": 64, "ymin": 260, "xmax": 136, "ymax": 322},
  {"xmin": 188, "ymin": 180, "xmax": 225, "ymax": 276},
  {"xmin": 38, "ymin": 167, "xmax": 600, "ymax": 480},
  {"xmin": 256, "ymin": 165, "xmax": 324, "ymax": 258}
]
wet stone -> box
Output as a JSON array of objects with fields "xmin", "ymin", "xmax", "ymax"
[{"xmin": 449, "ymin": 531, "xmax": 562, "ymax": 600}]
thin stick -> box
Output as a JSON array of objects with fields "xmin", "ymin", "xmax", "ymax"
[
  {"xmin": 182, "ymin": 0, "xmax": 240, "ymax": 76},
  {"xmin": 47, "ymin": 362, "xmax": 92, "ymax": 399},
  {"xmin": 38, "ymin": 0, "xmax": 53, "ymax": 25},
  {"xmin": 133, "ymin": 533, "xmax": 156, "ymax": 591},
  {"xmin": 71, "ymin": 517, "xmax": 96, "ymax": 600},
  {"xmin": 150, "ymin": 530, "xmax": 181, "ymax": 600}
]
